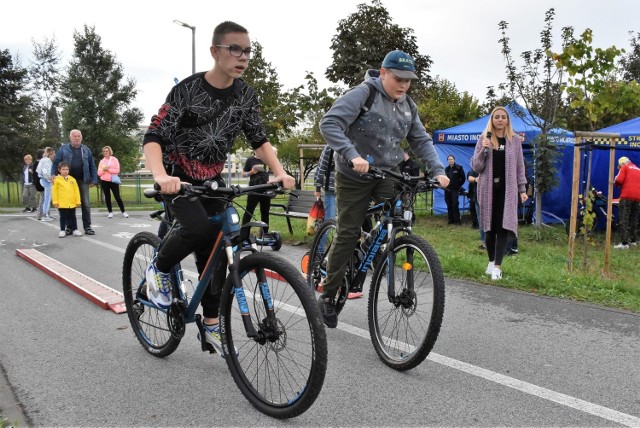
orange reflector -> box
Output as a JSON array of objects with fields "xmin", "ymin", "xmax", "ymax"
[
  {"xmin": 301, "ymin": 252, "xmax": 309, "ymax": 274},
  {"xmin": 402, "ymin": 262, "xmax": 412, "ymax": 271}
]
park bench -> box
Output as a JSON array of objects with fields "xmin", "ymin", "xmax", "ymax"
[{"xmin": 270, "ymin": 189, "xmax": 317, "ymax": 234}]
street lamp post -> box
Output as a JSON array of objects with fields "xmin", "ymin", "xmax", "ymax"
[{"xmin": 173, "ymin": 19, "xmax": 196, "ymax": 74}]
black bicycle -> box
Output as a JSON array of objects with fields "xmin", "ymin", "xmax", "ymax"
[
  {"xmin": 122, "ymin": 181, "xmax": 327, "ymax": 419},
  {"xmin": 305, "ymin": 167, "xmax": 445, "ymax": 371}
]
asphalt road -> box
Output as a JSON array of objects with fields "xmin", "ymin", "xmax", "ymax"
[{"xmin": 1, "ymin": 210, "xmax": 639, "ymax": 427}]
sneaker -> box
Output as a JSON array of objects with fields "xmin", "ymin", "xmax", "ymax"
[
  {"xmin": 85, "ymin": 228, "xmax": 95, "ymax": 235},
  {"xmin": 479, "ymin": 243, "xmax": 487, "ymax": 250},
  {"xmin": 107, "ymin": 212, "xmax": 113, "ymax": 218},
  {"xmin": 197, "ymin": 323, "xmax": 239, "ymax": 359},
  {"xmin": 347, "ymin": 291, "xmax": 364, "ymax": 299},
  {"xmin": 58, "ymin": 231, "xmax": 66, "ymax": 238},
  {"xmin": 72, "ymin": 230, "xmax": 83, "ymax": 237},
  {"xmin": 630, "ymin": 241, "xmax": 638, "ymax": 247},
  {"xmin": 491, "ymin": 267, "xmax": 502, "ymax": 281},
  {"xmin": 65, "ymin": 228, "xmax": 72, "ymax": 236},
  {"xmin": 22, "ymin": 207, "xmax": 30, "ymax": 213},
  {"xmin": 30, "ymin": 207, "xmax": 37, "ymax": 212},
  {"xmin": 122, "ymin": 212, "xmax": 129, "ymax": 218},
  {"xmin": 42, "ymin": 216, "xmax": 54, "ymax": 222},
  {"xmin": 614, "ymin": 243, "xmax": 629, "ymax": 250},
  {"xmin": 485, "ymin": 261, "xmax": 495, "ymax": 275},
  {"xmin": 318, "ymin": 294, "xmax": 338, "ymax": 328},
  {"xmin": 145, "ymin": 260, "xmax": 172, "ymax": 308}
]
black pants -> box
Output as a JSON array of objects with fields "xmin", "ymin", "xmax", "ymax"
[
  {"xmin": 445, "ymin": 188, "xmax": 461, "ymax": 224},
  {"xmin": 242, "ymin": 194, "xmax": 271, "ymax": 233},
  {"xmin": 100, "ymin": 180, "xmax": 126, "ymax": 213},
  {"xmin": 157, "ymin": 194, "xmax": 226, "ymax": 318}
]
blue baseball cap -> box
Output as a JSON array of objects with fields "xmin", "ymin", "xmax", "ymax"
[{"xmin": 381, "ymin": 50, "xmax": 418, "ymax": 79}]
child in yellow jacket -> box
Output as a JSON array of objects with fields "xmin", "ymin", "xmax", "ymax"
[{"xmin": 52, "ymin": 162, "xmax": 82, "ymax": 237}]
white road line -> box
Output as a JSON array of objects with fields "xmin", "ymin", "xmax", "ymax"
[
  {"xmin": 57, "ymin": 230, "xmax": 640, "ymax": 427},
  {"xmin": 338, "ymin": 321, "xmax": 640, "ymax": 427}
]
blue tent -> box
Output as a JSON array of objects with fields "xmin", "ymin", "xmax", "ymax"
[
  {"xmin": 432, "ymin": 102, "xmax": 574, "ymax": 219},
  {"xmin": 591, "ymin": 116, "xmax": 640, "ymax": 198}
]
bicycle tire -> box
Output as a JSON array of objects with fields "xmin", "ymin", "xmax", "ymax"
[
  {"xmin": 306, "ymin": 219, "xmax": 336, "ymax": 294},
  {"xmin": 122, "ymin": 231, "xmax": 181, "ymax": 357},
  {"xmin": 306, "ymin": 219, "xmax": 350, "ymax": 312},
  {"xmin": 220, "ymin": 252, "xmax": 328, "ymax": 419},
  {"xmin": 368, "ymin": 234, "xmax": 445, "ymax": 371}
]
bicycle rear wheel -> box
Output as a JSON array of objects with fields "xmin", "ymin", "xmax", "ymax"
[
  {"xmin": 122, "ymin": 231, "xmax": 180, "ymax": 357},
  {"xmin": 220, "ymin": 252, "xmax": 327, "ymax": 419},
  {"xmin": 368, "ymin": 234, "xmax": 445, "ymax": 371},
  {"xmin": 306, "ymin": 219, "xmax": 336, "ymax": 294}
]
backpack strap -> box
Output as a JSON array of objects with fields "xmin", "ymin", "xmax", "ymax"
[{"xmin": 358, "ymin": 82, "xmax": 377, "ymax": 119}]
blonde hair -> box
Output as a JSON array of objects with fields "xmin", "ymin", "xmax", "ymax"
[
  {"xmin": 44, "ymin": 147, "xmax": 55, "ymax": 156},
  {"xmin": 482, "ymin": 106, "xmax": 518, "ymax": 146},
  {"xmin": 102, "ymin": 146, "xmax": 113, "ymax": 156},
  {"xmin": 24, "ymin": 154, "xmax": 32, "ymax": 161}
]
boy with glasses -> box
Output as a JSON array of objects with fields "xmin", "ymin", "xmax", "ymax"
[{"xmin": 143, "ymin": 21, "xmax": 294, "ymax": 357}]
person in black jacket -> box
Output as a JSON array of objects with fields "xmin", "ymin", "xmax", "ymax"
[
  {"xmin": 444, "ymin": 155, "xmax": 465, "ymax": 224},
  {"xmin": 241, "ymin": 150, "xmax": 271, "ymax": 235}
]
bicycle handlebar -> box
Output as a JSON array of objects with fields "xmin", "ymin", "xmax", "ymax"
[
  {"xmin": 347, "ymin": 162, "xmax": 440, "ymax": 189},
  {"xmin": 143, "ymin": 181, "xmax": 286, "ymax": 200}
]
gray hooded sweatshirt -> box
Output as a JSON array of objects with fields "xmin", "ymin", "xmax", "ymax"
[{"xmin": 319, "ymin": 71, "xmax": 444, "ymax": 183}]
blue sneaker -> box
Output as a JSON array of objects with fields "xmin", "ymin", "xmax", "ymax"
[
  {"xmin": 197, "ymin": 323, "xmax": 239, "ymax": 359},
  {"xmin": 145, "ymin": 260, "xmax": 172, "ymax": 308}
]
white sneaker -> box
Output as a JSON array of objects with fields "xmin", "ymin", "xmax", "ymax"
[
  {"xmin": 630, "ymin": 242, "xmax": 638, "ymax": 247},
  {"xmin": 145, "ymin": 260, "xmax": 172, "ymax": 309},
  {"xmin": 72, "ymin": 230, "xmax": 83, "ymax": 236},
  {"xmin": 58, "ymin": 231, "xmax": 66, "ymax": 238},
  {"xmin": 42, "ymin": 216, "xmax": 54, "ymax": 222},
  {"xmin": 485, "ymin": 261, "xmax": 495, "ymax": 275},
  {"xmin": 491, "ymin": 267, "xmax": 502, "ymax": 281},
  {"xmin": 107, "ymin": 212, "xmax": 113, "ymax": 218},
  {"xmin": 197, "ymin": 323, "xmax": 239, "ymax": 359},
  {"xmin": 122, "ymin": 212, "xmax": 129, "ymax": 218},
  {"xmin": 614, "ymin": 243, "xmax": 629, "ymax": 250}
]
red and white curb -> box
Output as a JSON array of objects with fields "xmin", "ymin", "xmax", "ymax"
[{"xmin": 16, "ymin": 248, "xmax": 126, "ymax": 314}]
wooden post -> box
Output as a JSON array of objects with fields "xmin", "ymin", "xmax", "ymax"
[
  {"xmin": 567, "ymin": 139, "xmax": 581, "ymax": 272},
  {"xmin": 603, "ymin": 137, "xmax": 616, "ymax": 275}
]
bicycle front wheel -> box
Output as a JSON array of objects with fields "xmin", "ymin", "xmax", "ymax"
[
  {"xmin": 368, "ymin": 234, "xmax": 445, "ymax": 371},
  {"xmin": 220, "ymin": 252, "xmax": 328, "ymax": 419},
  {"xmin": 122, "ymin": 231, "xmax": 180, "ymax": 357}
]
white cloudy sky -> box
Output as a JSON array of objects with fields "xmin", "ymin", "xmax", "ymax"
[{"xmin": 2, "ymin": 0, "xmax": 638, "ymax": 122}]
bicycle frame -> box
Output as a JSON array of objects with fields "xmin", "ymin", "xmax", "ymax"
[{"xmin": 138, "ymin": 185, "xmax": 275, "ymax": 332}]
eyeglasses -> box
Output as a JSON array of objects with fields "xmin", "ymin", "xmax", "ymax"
[{"xmin": 215, "ymin": 44, "xmax": 252, "ymax": 58}]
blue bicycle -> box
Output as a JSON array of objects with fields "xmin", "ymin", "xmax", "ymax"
[
  {"xmin": 122, "ymin": 181, "xmax": 327, "ymax": 419},
  {"xmin": 305, "ymin": 167, "xmax": 445, "ymax": 371}
]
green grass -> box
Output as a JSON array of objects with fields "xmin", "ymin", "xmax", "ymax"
[{"xmin": 268, "ymin": 209, "xmax": 640, "ymax": 314}]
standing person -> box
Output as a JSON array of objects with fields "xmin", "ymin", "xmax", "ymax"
[
  {"xmin": 467, "ymin": 168, "xmax": 486, "ymax": 249},
  {"xmin": 317, "ymin": 49, "xmax": 449, "ymax": 328},
  {"xmin": 52, "ymin": 129, "xmax": 98, "ymax": 235},
  {"xmin": 97, "ymin": 146, "xmax": 129, "ymax": 219},
  {"xmin": 613, "ymin": 156, "xmax": 640, "ymax": 249},
  {"xmin": 36, "ymin": 147, "xmax": 55, "ymax": 222},
  {"xmin": 241, "ymin": 150, "xmax": 270, "ymax": 235},
  {"xmin": 31, "ymin": 149, "xmax": 46, "ymax": 220},
  {"xmin": 52, "ymin": 162, "xmax": 83, "ymax": 237},
  {"xmin": 444, "ymin": 154, "xmax": 465, "ymax": 225},
  {"xmin": 471, "ymin": 106, "xmax": 528, "ymax": 280},
  {"xmin": 142, "ymin": 21, "xmax": 295, "ymax": 356},
  {"xmin": 22, "ymin": 154, "xmax": 37, "ymax": 212},
  {"xmin": 313, "ymin": 145, "xmax": 336, "ymax": 222}
]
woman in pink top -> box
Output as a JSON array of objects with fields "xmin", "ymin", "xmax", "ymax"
[{"xmin": 97, "ymin": 146, "xmax": 129, "ymax": 218}]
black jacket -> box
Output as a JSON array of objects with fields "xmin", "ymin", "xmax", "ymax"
[{"xmin": 445, "ymin": 163, "xmax": 465, "ymax": 190}]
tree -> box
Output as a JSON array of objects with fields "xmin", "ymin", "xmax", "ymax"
[
  {"xmin": 240, "ymin": 41, "xmax": 300, "ymax": 148},
  {"xmin": 29, "ymin": 36, "xmax": 63, "ymax": 147},
  {"xmin": 498, "ymin": 9, "xmax": 568, "ymax": 228},
  {"xmin": 620, "ymin": 31, "xmax": 640, "ymax": 83},
  {"xmin": 415, "ymin": 76, "xmax": 483, "ymax": 134},
  {"xmin": 59, "ymin": 25, "xmax": 143, "ymax": 172},
  {"xmin": 0, "ymin": 49, "xmax": 39, "ymax": 180},
  {"xmin": 325, "ymin": 0, "xmax": 431, "ymax": 94}
]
